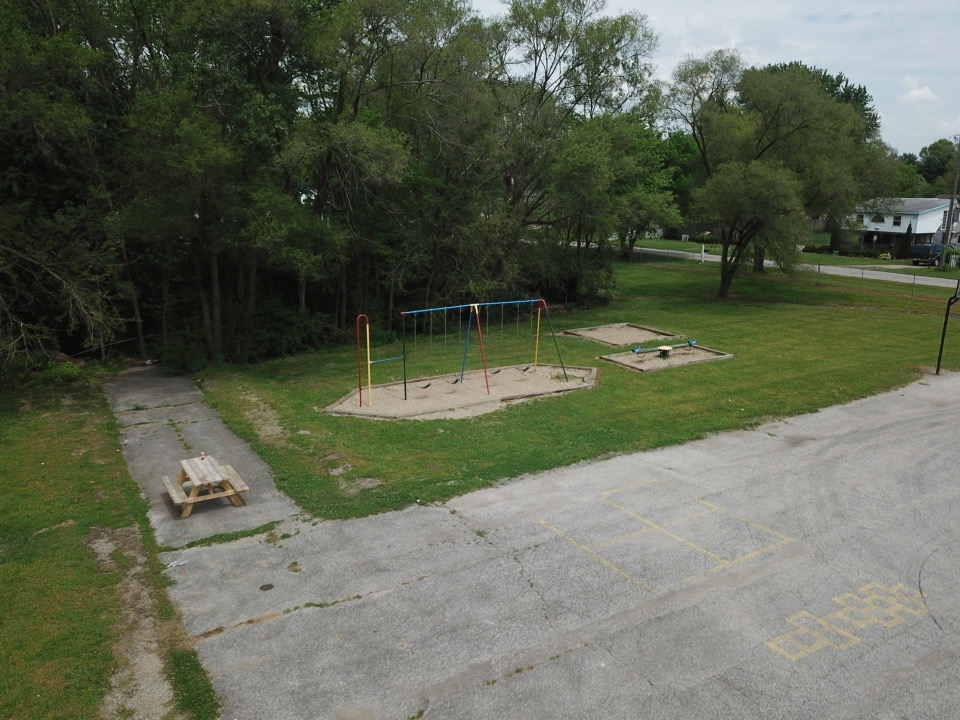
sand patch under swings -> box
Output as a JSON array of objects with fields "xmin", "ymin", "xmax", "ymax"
[
  {"xmin": 563, "ymin": 323, "xmax": 678, "ymax": 347},
  {"xmin": 324, "ymin": 364, "xmax": 597, "ymax": 420}
]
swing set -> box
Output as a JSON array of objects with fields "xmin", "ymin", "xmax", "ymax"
[{"xmin": 355, "ymin": 299, "xmax": 567, "ymax": 407}]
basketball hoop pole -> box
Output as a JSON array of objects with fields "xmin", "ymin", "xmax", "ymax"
[{"xmin": 936, "ymin": 279, "xmax": 960, "ymax": 374}]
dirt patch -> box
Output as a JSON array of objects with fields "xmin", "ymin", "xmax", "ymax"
[
  {"xmin": 90, "ymin": 525, "xmax": 185, "ymax": 720},
  {"xmin": 240, "ymin": 392, "xmax": 284, "ymax": 439},
  {"xmin": 339, "ymin": 477, "xmax": 384, "ymax": 496},
  {"xmin": 600, "ymin": 344, "xmax": 733, "ymax": 372},
  {"xmin": 324, "ymin": 363, "xmax": 597, "ymax": 420},
  {"xmin": 564, "ymin": 323, "xmax": 679, "ymax": 347}
]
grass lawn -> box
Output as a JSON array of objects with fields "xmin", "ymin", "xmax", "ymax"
[
  {"xmin": 6, "ymin": 259, "xmax": 960, "ymax": 718},
  {"xmin": 0, "ymin": 377, "xmax": 218, "ymax": 720},
  {"xmin": 196, "ymin": 260, "xmax": 960, "ymax": 520}
]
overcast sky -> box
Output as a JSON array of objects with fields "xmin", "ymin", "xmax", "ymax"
[{"xmin": 471, "ymin": 0, "xmax": 960, "ymax": 156}]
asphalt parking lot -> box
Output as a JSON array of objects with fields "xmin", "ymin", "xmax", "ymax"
[{"xmin": 111, "ymin": 369, "xmax": 960, "ymax": 719}]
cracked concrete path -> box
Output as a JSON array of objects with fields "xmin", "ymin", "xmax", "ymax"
[
  {"xmin": 105, "ymin": 366, "xmax": 301, "ymax": 548},
  {"xmin": 157, "ymin": 372, "xmax": 960, "ymax": 719}
]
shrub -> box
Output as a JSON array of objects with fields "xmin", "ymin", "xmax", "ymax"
[{"xmin": 36, "ymin": 360, "xmax": 84, "ymax": 384}]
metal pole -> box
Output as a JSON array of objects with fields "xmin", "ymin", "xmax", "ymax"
[
  {"xmin": 936, "ymin": 280, "xmax": 960, "ymax": 374},
  {"xmin": 356, "ymin": 315, "xmax": 369, "ymax": 407},
  {"xmin": 365, "ymin": 321, "xmax": 373, "ymax": 406},
  {"xmin": 401, "ymin": 313, "xmax": 408, "ymax": 400},
  {"xmin": 542, "ymin": 304, "xmax": 568, "ymax": 380}
]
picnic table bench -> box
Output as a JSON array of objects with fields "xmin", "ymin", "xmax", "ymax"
[{"xmin": 162, "ymin": 455, "xmax": 249, "ymax": 519}]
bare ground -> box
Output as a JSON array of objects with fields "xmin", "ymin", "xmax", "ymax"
[
  {"xmin": 324, "ymin": 363, "xmax": 597, "ymax": 420},
  {"xmin": 90, "ymin": 525, "xmax": 188, "ymax": 720},
  {"xmin": 562, "ymin": 323, "xmax": 678, "ymax": 347}
]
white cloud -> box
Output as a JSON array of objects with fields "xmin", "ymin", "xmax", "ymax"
[
  {"xmin": 898, "ymin": 78, "xmax": 941, "ymax": 106},
  {"xmin": 935, "ymin": 116, "xmax": 960, "ymax": 137}
]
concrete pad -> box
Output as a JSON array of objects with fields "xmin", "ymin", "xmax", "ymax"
[
  {"xmin": 105, "ymin": 366, "xmax": 301, "ymax": 548},
  {"xmin": 152, "ymin": 371, "xmax": 960, "ymax": 718}
]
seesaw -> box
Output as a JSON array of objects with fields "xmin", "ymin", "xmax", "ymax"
[{"xmin": 632, "ymin": 340, "xmax": 698, "ymax": 358}]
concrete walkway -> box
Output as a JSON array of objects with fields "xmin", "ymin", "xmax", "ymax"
[
  {"xmin": 109, "ymin": 366, "xmax": 960, "ymax": 719},
  {"xmin": 105, "ymin": 366, "xmax": 301, "ymax": 548}
]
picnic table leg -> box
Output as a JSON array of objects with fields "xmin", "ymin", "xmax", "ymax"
[
  {"xmin": 225, "ymin": 483, "xmax": 245, "ymax": 507},
  {"xmin": 180, "ymin": 483, "xmax": 202, "ymax": 519}
]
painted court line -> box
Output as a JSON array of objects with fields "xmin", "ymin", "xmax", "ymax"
[{"xmin": 540, "ymin": 478, "xmax": 794, "ymax": 594}]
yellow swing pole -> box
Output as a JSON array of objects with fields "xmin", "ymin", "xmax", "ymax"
[{"xmin": 365, "ymin": 321, "xmax": 373, "ymax": 406}]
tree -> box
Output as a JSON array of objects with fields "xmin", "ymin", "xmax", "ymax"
[
  {"xmin": 667, "ymin": 49, "xmax": 743, "ymax": 179},
  {"xmin": 693, "ymin": 161, "xmax": 808, "ymax": 297},
  {"xmin": 917, "ymin": 138, "xmax": 958, "ymax": 191},
  {"xmin": 765, "ymin": 62, "xmax": 881, "ymax": 141},
  {"xmin": 0, "ymin": 0, "xmax": 731, "ymax": 371},
  {"xmin": 0, "ymin": 0, "xmax": 127, "ymax": 370},
  {"xmin": 669, "ymin": 53, "xmax": 895, "ymax": 296}
]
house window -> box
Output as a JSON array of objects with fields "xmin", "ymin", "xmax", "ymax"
[
  {"xmin": 893, "ymin": 215, "xmax": 902, "ymax": 227},
  {"xmin": 871, "ymin": 214, "xmax": 885, "ymax": 224},
  {"xmin": 856, "ymin": 214, "xmax": 864, "ymax": 224}
]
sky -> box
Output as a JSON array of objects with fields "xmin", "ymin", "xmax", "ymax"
[{"xmin": 470, "ymin": 0, "xmax": 960, "ymax": 156}]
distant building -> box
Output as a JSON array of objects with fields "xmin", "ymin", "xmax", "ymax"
[{"xmin": 850, "ymin": 198, "xmax": 959, "ymax": 247}]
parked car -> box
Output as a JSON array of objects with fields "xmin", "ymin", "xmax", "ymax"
[{"xmin": 910, "ymin": 243, "xmax": 960, "ymax": 266}]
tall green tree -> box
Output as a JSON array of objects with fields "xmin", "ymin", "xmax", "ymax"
[
  {"xmin": 670, "ymin": 53, "xmax": 894, "ymax": 297},
  {"xmin": 917, "ymin": 138, "xmax": 958, "ymax": 193},
  {"xmin": 0, "ymin": 0, "xmax": 127, "ymax": 369}
]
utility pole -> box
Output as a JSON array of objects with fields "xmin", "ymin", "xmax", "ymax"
[{"xmin": 938, "ymin": 134, "xmax": 960, "ymax": 270}]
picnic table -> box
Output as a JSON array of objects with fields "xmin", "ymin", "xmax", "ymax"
[{"xmin": 161, "ymin": 455, "xmax": 249, "ymax": 519}]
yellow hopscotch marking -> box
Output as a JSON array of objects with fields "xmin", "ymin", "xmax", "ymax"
[
  {"xmin": 539, "ymin": 478, "xmax": 794, "ymax": 593},
  {"xmin": 538, "ymin": 520, "xmax": 656, "ymax": 593},
  {"xmin": 591, "ymin": 508, "xmax": 718, "ymax": 549},
  {"xmin": 604, "ymin": 500, "xmax": 731, "ymax": 566},
  {"xmin": 648, "ymin": 479, "xmax": 794, "ymax": 544},
  {"xmin": 767, "ymin": 583, "xmax": 926, "ymax": 661}
]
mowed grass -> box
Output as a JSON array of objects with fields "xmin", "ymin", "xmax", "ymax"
[
  {"xmin": 0, "ymin": 380, "xmax": 137, "ymax": 718},
  {"xmin": 0, "ymin": 378, "xmax": 217, "ymax": 720},
  {"xmin": 197, "ymin": 261, "xmax": 960, "ymax": 520}
]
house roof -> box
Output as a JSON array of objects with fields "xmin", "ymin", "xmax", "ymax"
[{"xmin": 856, "ymin": 198, "xmax": 952, "ymax": 214}]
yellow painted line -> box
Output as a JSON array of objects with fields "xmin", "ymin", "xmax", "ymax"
[
  {"xmin": 661, "ymin": 507, "xmax": 720, "ymax": 527},
  {"xmin": 604, "ymin": 500, "xmax": 730, "ymax": 565},
  {"xmin": 538, "ymin": 519, "xmax": 657, "ymax": 593},
  {"xmin": 652, "ymin": 478, "xmax": 795, "ymax": 544},
  {"xmin": 600, "ymin": 478, "xmax": 660, "ymax": 497},
  {"xmin": 706, "ymin": 538, "xmax": 795, "ymax": 573},
  {"xmin": 591, "ymin": 527, "xmax": 657, "ymax": 548},
  {"xmin": 540, "ymin": 477, "xmax": 797, "ymax": 595}
]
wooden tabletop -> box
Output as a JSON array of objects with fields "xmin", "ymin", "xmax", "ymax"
[{"xmin": 179, "ymin": 456, "xmax": 227, "ymax": 486}]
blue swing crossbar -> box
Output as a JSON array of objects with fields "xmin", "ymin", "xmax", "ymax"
[{"xmin": 400, "ymin": 299, "xmax": 542, "ymax": 316}]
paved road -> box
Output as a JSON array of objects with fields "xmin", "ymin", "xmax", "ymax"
[
  {"xmin": 124, "ymin": 367, "xmax": 960, "ymax": 720},
  {"xmin": 637, "ymin": 246, "xmax": 960, "ymax": 291}
]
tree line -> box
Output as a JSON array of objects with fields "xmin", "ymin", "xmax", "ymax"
[{"xmin": 0, "ymin": 0, "xmax": 924, "ymax": 372}]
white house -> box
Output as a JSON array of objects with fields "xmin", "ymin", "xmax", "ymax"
[{"xmin": 850, "ymin": 197, "xmax": 959, "ymax": 247}]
